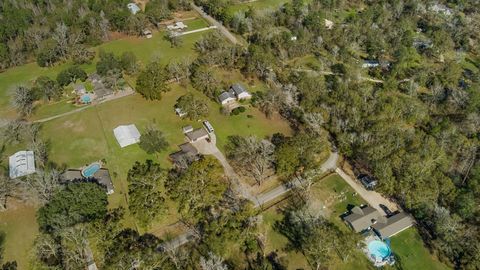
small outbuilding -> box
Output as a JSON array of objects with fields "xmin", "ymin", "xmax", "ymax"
[
  {"xmin": 175, "ymin": 107, "xmax": 187, "ymax": 117},
  {"xmin": 182, "ymin": 125, "xmax": 194, "ymax": 134},
  {"xmin": 143, "ymin": 29, "xmax": 152, "ymax": 39},
  {"xmin": 113, "ymin": 124, "xmax": 141, "ymax": 148},
  {"xmin": 9, "ymin": 150, "xmax": 36, "ymax": 179},
  {"xmin": 127, "ymin": 3, "xmax": 141, "ymax": 14}
]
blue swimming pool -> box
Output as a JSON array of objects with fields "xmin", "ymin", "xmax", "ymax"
[
  {"xmin": 82, "ymin": 163, "xmax": 101, "ymax": 178},
  {"xmin": 81, "ymin": 94, "xmax": 91, "ymax": 104},
  {"xmin": 368, "ymin": 240, "xmax": 391, "ymax": 260}
]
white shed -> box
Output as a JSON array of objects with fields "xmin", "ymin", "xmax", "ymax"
[
  {"xmin": 113, "ymin": 124, "xmax": 141, "ymax": 148},
  {"xmin": 9, "ymin": 150, "xmax": 36, "ymax": 179}
]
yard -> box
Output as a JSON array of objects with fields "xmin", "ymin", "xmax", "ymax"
[
  {"xmin": 257, "ymin": 173, "xmax": 451, "ymax": 270},
  {"xmin": 0, "ymin": 17, "xmax": 212, "ymax": 121},
  {"xmin": 227, "ymin": 0, "xmax": 291, "ymax": 15}
]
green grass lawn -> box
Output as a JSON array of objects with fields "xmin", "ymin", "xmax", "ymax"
[
  {"xmin": 390, "ymin": 228, "xmax": 452, "ymax": 270},
  {"xmin": 0, "ymin": 203, "xmax": 38, "ymax": 270},
  {"xmin": 227, "ymin": 0, "xmax": 290, "ymax": 15},
  {"xmin": 0, "ymin": 18, "xmax": 212, "ymax": 121}
]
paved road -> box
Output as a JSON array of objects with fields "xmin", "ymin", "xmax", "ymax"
[
  {"xmin": 191, "ymin": 3, "xmax": 239, "ymax": 44},
  {"xmin": 335, "ymin": 168, "xmax": 399, "ymax": 213}
]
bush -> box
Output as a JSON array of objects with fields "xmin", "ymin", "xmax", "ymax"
[
  {"xmin": 56, "ymin": 66, "xmax": 87, "ymax": 86},
  {"xmin": 230, "ymin": 106, "xmax": 246, "ymax": 116}
]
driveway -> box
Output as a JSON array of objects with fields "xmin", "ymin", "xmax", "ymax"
[
  {"xmin": 335, "ymin": 168, "xmax": 399, "ymax": 214},
  {"xmin": 191, "ymin": 3, "xmax": 238, "ymax": 44}
]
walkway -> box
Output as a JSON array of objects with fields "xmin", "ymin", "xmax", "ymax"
[
  {"xmin": 32, "ymin": 89, "xmax": 135, "ymax": 123},
  {"xmin": 174, "ymin": 26, "xmax": 217, "ymax": 36},
  {"xmin": 191, "ymin": 3, "xmax": 239, "ymax": 44},
  {"xmin": 335, "ymin": 168, "xmax": 398, "ymax": 213}
]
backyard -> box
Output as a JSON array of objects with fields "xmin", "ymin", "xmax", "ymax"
[{"xmin": 257, "ymin": 174, "xmax": 451, "ymax": 270}]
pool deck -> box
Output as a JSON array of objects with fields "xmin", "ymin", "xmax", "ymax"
[{"xmin": 363, "ymin": 233, "xmax": 395, "ymax": 267}]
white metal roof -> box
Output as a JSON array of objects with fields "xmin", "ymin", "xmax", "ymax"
[
  {"xmin": 113, "ymin": 124, "xmax": 141, "ymax": 148},
  {"xmin": 9, "ymin": 150, "xmax": 36, "ymax": 179}
]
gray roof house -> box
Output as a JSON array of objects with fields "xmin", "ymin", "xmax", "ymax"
[
  {"xmin": 230, "ymin": 84, "xmax": 251, "ymax": 100},
  {"xmin": 372, "ymin": 212, "xmax": 414, "ymax": 239},
  {"xmin": 218, "ymin": 91, "xmax": 236, "ymax": 105},
  {"xmin": 62, "ymin": 168, "xmax": 114, "ymax": 195},
  {"xmin": 169, "ymin": 143, "xmax": 200, "ymax": 166},
  {"xmin": 185, "ymin": 128, "xmax": 209, "ymax": 142},
  {"xmin": 344, "ymin": 205, "xmax": 381, "ymax": 233},
  {"xmin": 74, "ymin": 84, "xmax": 87, "ymax": 95}
]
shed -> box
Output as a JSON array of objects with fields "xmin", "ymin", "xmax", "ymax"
[
  {"xmin": 9, "ymin": 151, "xmax": 36, "ymax": 179},
  {"xmin": 143, "ymin": 29, "xmax": 152, "ymax": 38},
  {"xmin": 182, "ymin": 125, "xmax": 193, "ymax": 134},
  {"xmin": 344, "ymin": 205, "xmax": 381, "ymax": 233},
  {"xmin": 175, "ymin": 107, "xmax": 187, "ymax": 117},
  {"xmin": 185, "ymin": 128, "xmax": 209, "ymax": 142},
  {"xmin": 372, "ymin": 212, "xmax": 414, "ymax": 239},
  {"xmin": 113, "ymin": 124, "xmax": 141, "ymax": 148},
  {"xmin": 127, "ymin": 3, "xmax": 141, "ymax": 14}
]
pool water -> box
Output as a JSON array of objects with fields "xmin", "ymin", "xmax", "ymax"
[
  {"xmin": 81, "ymin": 94, "xmax": 91, "ymax": 103},
  {"xmin": 368, "ymin": 240, "xmax": 391, "ymax": 260},
  {"xmin": 82, "ymin": 163, "xmax": 101, "ymax": 178}
]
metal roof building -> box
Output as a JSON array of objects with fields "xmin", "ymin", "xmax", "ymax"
[
  {"xmin": 9, "ymin": 150, "xmax": 36, "ymax": 179},
  {"xmin": 113, "ymin": 124, "xmax": 141, "ymax": 148}
]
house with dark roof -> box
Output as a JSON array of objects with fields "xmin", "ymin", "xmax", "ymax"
[
  {"xmin": 343, "ymin": 205, "xmax": 382, "ymax": 233},
  {"xmin": 372, "ymin": 212, "xmax": 414, "ymax": 239},
  {"xmin": 169, "ymin": 143, "xmax": 200, "ymax": 166},
  {"xmin": 185, "ymin": 128, "xmax": 209, "ymax": 142},
  {"xmin": 62, "ymin": 168, "xmax": 114, "ymax": 195}
]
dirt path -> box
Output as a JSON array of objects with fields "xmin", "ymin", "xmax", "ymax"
[
  {"xmin": 335, "ymin": 168, "xmax": 399, "ymax": 213},
  {"xmin": 191, "ymin": 3, "xmax": 239, "ymax": 44}
]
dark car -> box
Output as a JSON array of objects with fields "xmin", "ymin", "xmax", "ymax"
[{"xmin": 358, "ymin": 174, "xmax": 378, "ymax": 190}]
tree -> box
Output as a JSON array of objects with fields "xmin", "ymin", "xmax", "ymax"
[
  {"xmin": 191, "ymin": 65, "xmax": 219, "ymax": 99},
  {"xmin": 138, "ymin": 126, "xmax": 169, "ymax": 155},
  {"xmin": 120, "ymin": 51, "xmax": 138, "ymax": 74},
  {"xmin": 96, "ymin": 50, "xmax": 121, "ymax": 76},
  {"xmin": 37, "ymin": 182, "xmax": 108, "ymax": 232},
  {"xmin": 225, "ymin": 136, "xmax": 275, "ymax": 185},
  {"xmin": 26, "ymin": 169, "xmax": 61, "ymax": 204},
  {"xmin": 199, "ymin": 252, "xmax": 228, "ymax": 270},
  {"xmin": 136, "ymin": 60, "xmax": 170, "ymax": 100},
  {"xmin": 167, "ymin": 57, "xmax": 192, "ymax": 86},
  {"xmin": 32, "ymin": 76, "xmax": 62, "ymax": 101},
  {"xmin": 127, "ymin": 160, "xmax": 168, "ymax": 228},
  {"xmin": 11, "ymin": 86, "xmax": 35, "ymax": 116},
  {"xmin": 175, "ymin": 93, "xmax": 209, "ymax": 120},
  {"xmin": 166, "ymin": 157, "xmax": 227, "ymax": 219},
  {"xmin": 56, "ymin": 66, "xmax": 87, "ymax": 86},
  {"xmin": 71, "ymin": 45, "xmax": 95, "ymax": 65},
  {"xmin": 102, "ymin": 69, "xmax": 123, "ymax": 92},
  {"xmin": 166, "ymin": 33, "xmax": 183, "ymax": 48}
]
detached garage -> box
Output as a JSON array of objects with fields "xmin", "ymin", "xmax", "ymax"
[{"xmin": 113, "ymin": 124, "xmax": 141, "ymax": 148}]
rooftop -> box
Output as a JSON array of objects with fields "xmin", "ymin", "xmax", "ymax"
[
  {"xmin": 9, "ymin": 150, "xmax": 36, "ymax": 179},
  {"xmin": 344, "ymin": 206, "xmax": 381, "ymax": 233},
  {"xmin": 185, "ymin": 128, "xmax": 209, "ymax": 142},
  {"xmin": 372, "ymin": 212, "xmax": 414, "ymax": 239}
]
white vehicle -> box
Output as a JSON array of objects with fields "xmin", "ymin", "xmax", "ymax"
[{"xmin": 203, "ymin": 121, "xmax": 214, "ymax": 133}]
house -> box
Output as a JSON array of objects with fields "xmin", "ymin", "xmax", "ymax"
[
  {"xmin": 169, "ymin": 143, "xmax": 200, "ymax": 166},
  {"xmin": 185, "ymin": 128, "xmax": 209, "ymax": 142},
  {"xmin": 167, "ymin": 22, "xmax": 187, "ymax": 31},
  {"xmin": 230, "ymin": 84, "xmax": 252, "ymax": 100},
  {"xmin": 218, "ymin": 91, "xmax": 236, "ymax": 105},
  {"xmin": 182, "ymin": 125, "xmax": 193, "ymax": 134},
  {"xmin": 175, "ymin": 107, "xmax": 187, "ymax": 117},
  {"xmin": 127, "ymin": 3, "xmax": 141, "ymax": 14},
  {"xmin": 94, "ymin": 84, "xmax": 113, "ymax": 99},
  {"xmin": 203, "ymin": 121, "xmax": 214, "ymax": 133},
  {"xmin": 89, "ymin": 73, "xmax": 101, "ymax": 83},
  {"xmin": 9, "ymin": 150, "xmax": 36, "ymax": 179},
  {"xmin": 372, "ymin": 212, "xmax": 414, "ymax": 239},
  {"xmin": 113, "ymin": 124, "xmax": 141, "ymax": 148},
  {"xmin": 359, "ymin": 175, "xmax": 377, "ymax": 190},
  {"xmin": 343, "ymin": 205, "xmax": 381, "ymax": 233},
  {"xmin": 62, "ymin": 168, "xmax": 114, "ymax": 195},
  {"xmin": 143, "ymin": 29, "xmax": 152, "ymax": 39},
  {"xmin": 362, "ymin": 60, "xmax": 380, "ymax": 68},
  {"xmin": 324, "ymin": 19, "xmax": 334, "ymax": 29},
  {"xmin": 74, "ymin": 84, "xmax": 86, "ymax": 95}
]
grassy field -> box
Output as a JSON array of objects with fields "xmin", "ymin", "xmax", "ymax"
[
  {"xmin": 258, "ymin": 174, "xmax": 451, "ymax": 270},
  {"xmin": 0, "ymin": 202, "xmax": 38, "ymax": 270},
  {"xmin": 227, "ymin": 0, "xmax": 290, "ymax": 15},
  {"xmin": 0, "ymin": 18, "xmax": 212, "ymax": 121}
]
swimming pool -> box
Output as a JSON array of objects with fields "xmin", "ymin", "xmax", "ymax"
[
  {"xmin": 81, "ymin": 94, "xmax": 91, "ymax": 104},
  {"xmin": 368, "ymin": 240, "xmax": 391, "ymax": 261},
  {"xmin": 82, "ymin": 163, "xmax": 101, "ymax": 178}
]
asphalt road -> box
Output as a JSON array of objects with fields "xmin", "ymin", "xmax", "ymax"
[{"xmin": 191, "ymin": 3, "xmax": 239, "ymax": 44}]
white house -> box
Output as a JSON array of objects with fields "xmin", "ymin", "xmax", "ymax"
[
  {"xmin": 230, "ymin": 84, "xmax": 252, "ymax": 100},
  {"xmin": 9, "ymin": 150, "xmax": 36, "ymax": 179},
  {"xmin": 127, "ymin": 3, "xmax": 141, "ymax": 14},
  {"xmin": 113, "ymin": 124, "xmax": 141, "ymax": 148},
  {"xmin": 167, "ymin": 22, "xmax": 187, "ymax": 31},
  {"xmin": 218, "ymin": 91, "xmax": 236, "ymax": 105}
]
